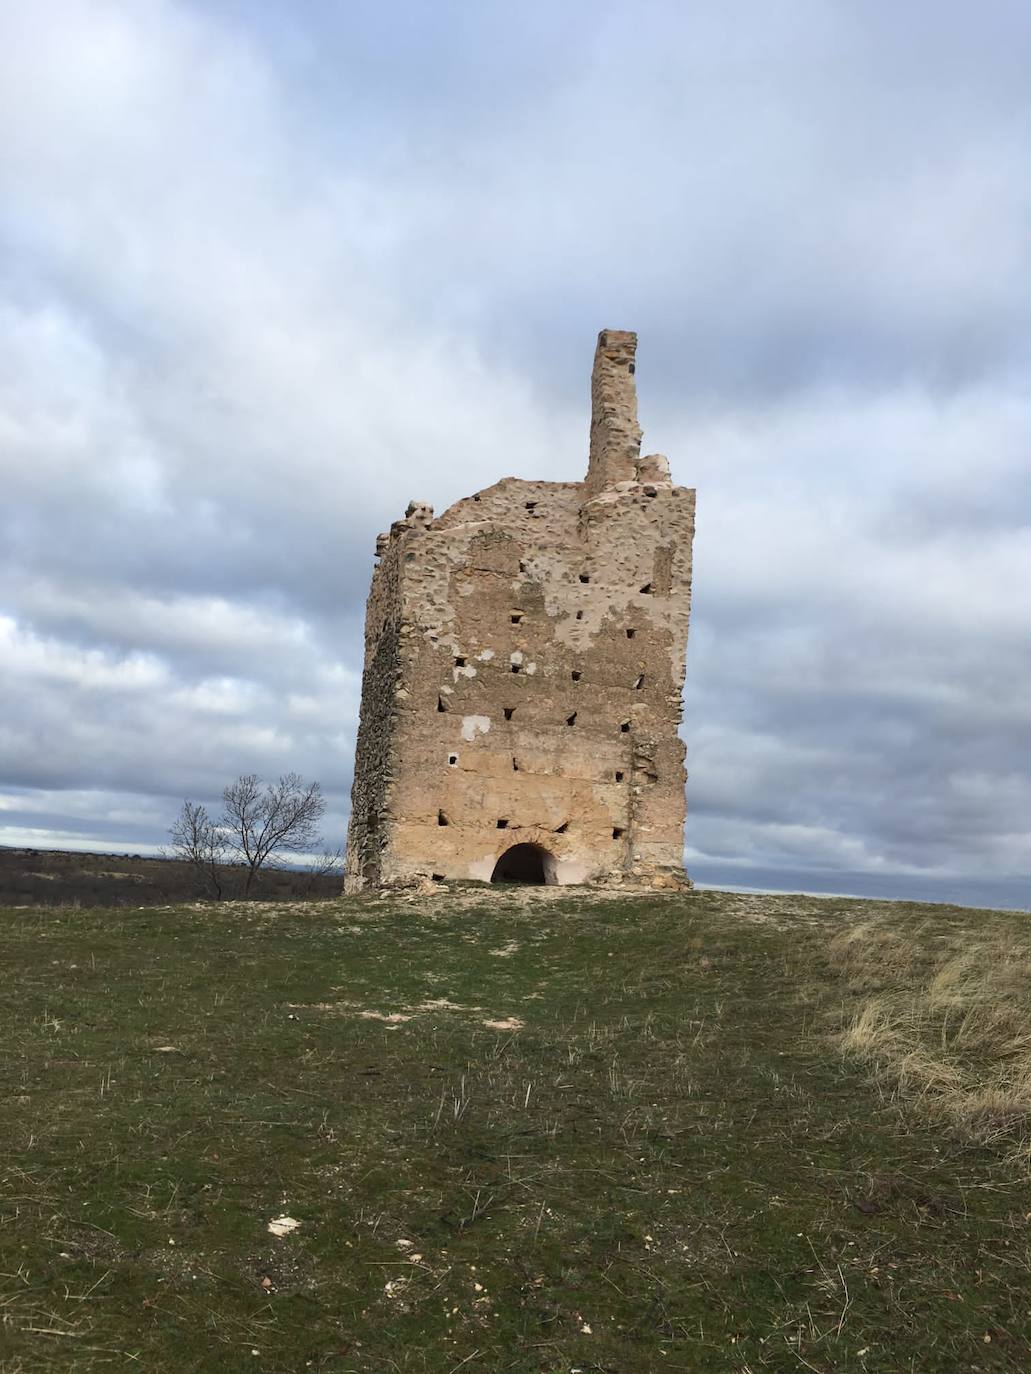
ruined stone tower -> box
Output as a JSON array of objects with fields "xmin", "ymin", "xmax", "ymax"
[{"xmin": 344, "ymin": 330, "xmax": 695, "ymax": 891}]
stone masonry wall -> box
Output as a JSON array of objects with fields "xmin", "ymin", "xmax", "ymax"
[
  {"xmin": 343, "ymin": 502, "xmax": 430, "ymax": 888},
  {"xmin": 344, "ymin": 330, "xmax": 695, "ymax": 892}
]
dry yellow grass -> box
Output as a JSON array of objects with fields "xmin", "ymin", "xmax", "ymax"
[{"xmin": 830, "ymin": 917, "xmax": 1031, "ymax": 1159}]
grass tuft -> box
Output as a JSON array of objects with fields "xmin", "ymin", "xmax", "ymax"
[{"xmin": 831, "ymin": 915, "xmax": 1031, "ymax": 1158}]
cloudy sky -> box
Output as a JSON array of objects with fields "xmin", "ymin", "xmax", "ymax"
[{"xmin": 2, "ymin": 0, "xmax": 1030, "ymax": 908}]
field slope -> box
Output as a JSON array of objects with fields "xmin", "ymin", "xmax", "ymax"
[{"xmin": 1, "ymin": 888, "xmax": 1029, "ymax": 1372}]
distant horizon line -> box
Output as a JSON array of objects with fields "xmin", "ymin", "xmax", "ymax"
[{"xmin": 1, "ymin": 840, "xmax": 1026, "ymax": 914}]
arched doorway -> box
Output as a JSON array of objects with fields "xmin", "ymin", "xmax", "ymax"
[{"xmin": 490, "ymin": 843, "xmax": 557, "ymax": 885}]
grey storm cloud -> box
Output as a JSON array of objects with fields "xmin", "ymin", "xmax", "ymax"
[{"xmin": 1, "ymin": 0, "xmax": 1030, "ymax": 905}]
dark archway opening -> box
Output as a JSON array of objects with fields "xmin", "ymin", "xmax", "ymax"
[{"xmin": 490, "ymin": 843, "xmax": 556, "ymax": 885}]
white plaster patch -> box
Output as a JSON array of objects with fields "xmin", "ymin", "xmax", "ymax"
[
  {"xmin": 476, "ymin": 648, "xmax": 494, "ymax": 661},
  {"xmin": 525, "ymin": 662, "xmax": 537, "ymax": 675},
  {"xmin": 453, "ymin": 664, "xmax": 477, "ymax": 681},
  {"xmin": 553, "ymin": 857, "xmax": 595, "ymax": 885},
  {"xmin": 510, "ymin": 650, "xmax": 524, "ymax": 665},
  {"xmin": 468, "ymin": 854, "xmax": 498, "ymax": 882},
  {"xmin": 461, "ymin": 714, "xmax": 491, "ymax": 741}
]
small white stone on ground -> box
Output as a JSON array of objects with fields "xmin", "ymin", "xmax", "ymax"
[{"xmin": 267, "ymin": 1215, "xmax": 301, "ymax": 1237}]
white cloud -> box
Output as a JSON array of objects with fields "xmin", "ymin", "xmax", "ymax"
[{"xmin": 0, "ymin": 616, "xmax": 168, "ymax": 692}]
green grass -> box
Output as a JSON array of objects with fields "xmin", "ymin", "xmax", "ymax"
[{"xmin": 1, "ymin": 887, "xmax": 1029, "ymax": 1372}]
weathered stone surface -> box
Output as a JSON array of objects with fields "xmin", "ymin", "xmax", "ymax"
[{"xmin": 344, "ymin": 330, "xmax": 696, "ymax": 891}]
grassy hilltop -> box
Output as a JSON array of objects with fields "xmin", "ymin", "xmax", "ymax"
[{"xmin": 1, "ymin": 887, "xmax": 1029, "ymax": 1372}]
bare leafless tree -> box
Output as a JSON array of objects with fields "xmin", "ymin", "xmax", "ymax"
[
  {"xmin": 168, "ymin": 799, "xmax": 229, "ymax": 899},
  {"xmin": 301, "ymin": 846, "xmax": 345, "ymax": 898},
  {"xmin": 220, "ymin": 773, "xmax": 327, "ymax": 898}
]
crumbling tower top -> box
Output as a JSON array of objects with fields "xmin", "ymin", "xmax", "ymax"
[{"xmin": 585, "ymin": 328, "xmax": 643, "ymax": 497}]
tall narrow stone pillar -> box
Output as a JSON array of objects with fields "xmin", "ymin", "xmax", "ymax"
[{"xmin": 584, "ymin": 329, "xmax": 642, "ymax": 497}]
